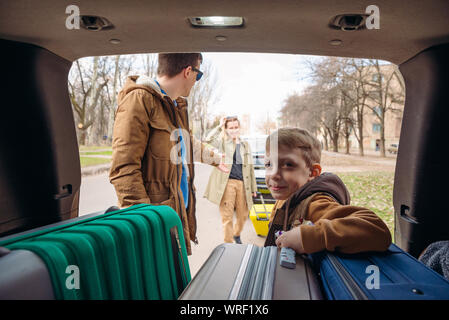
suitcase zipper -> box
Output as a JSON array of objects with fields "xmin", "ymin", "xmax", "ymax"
[
  {"xmin": 326, "ymin": 254, "xmax": 369, "ymax": 300},
  {"xmin": 170, "ymin": 226, "xmax": 188, "ymax": 295},
  {"xmin": 174, "ymin": 228, "xmax": 188, "ymax": 280}
]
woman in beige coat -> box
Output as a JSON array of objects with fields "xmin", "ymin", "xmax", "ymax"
[{"xmin": 204, "ymin": 116, "xmax": 258, "ymax": 244}]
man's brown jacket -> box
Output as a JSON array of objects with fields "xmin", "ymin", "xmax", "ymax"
[{"xmin": 109, "ymin": 75, "xmax": 221, "ymax": 255}]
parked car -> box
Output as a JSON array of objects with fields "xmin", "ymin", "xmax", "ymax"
[
  {"xmin": 241, "ymin": 135, "xmax": 268, "ymax": 170},
  {"xmin": 388, "ymin": 143, "xmax": 399, "ymax": 154},
  {"xmin": 241, "ymin": 135, "xmax": 275, "ymax": 204}
]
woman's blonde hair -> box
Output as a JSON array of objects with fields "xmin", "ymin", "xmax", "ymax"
[{"xmin": 266, "ymin": 127, "xmax": 321, "ymax": 169}]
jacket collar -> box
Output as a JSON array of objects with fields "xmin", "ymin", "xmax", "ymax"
[
  {"xmin": 283, "ymin": 172, "xmax": 351, "ymax": 210},
  {"xmin": 135, "ymin": 75, "xmax": 165, "ymax": 97},
  {"xmin": 135, "ymin": 75, "xmax": 188, "ymax": 109}
]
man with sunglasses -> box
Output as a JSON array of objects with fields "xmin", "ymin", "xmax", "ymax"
[{"xmin": 110, "ymin": 53, "xmax": 227, "ymax": 255}]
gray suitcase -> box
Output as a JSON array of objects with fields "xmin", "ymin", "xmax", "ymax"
[{"xmin": 179, "ymin": 244, "xmax": 323, "ymax": 300}]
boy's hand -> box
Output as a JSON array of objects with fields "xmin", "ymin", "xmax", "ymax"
[
  {"xmin": 275, "ymin": 227, "xmax": 305, "ymax": 254},
  {"xmin": 252, "ymin": 192, "xmax": 257, "ymax": 197}
]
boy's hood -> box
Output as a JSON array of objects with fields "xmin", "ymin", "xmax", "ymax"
[{"xmin": 283, "ymin": 172, "xmax": 351, "ymax": 210}]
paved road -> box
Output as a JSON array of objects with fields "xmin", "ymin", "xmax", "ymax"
[
  {"xmin": 79, "ymin": 173, "xmax": 118, "ymax": 215},
  {"xmin": 79, "ymin": 163, "xmax": 265, "ymax": 277},
  {"xmin": 187, "ymin": 164, "xmax": 265, "ymax": 276}
]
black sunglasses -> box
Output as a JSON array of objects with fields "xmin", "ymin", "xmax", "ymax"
[{"xmin": 191, "ymin": 66, "xmax": 203, "ymax": 81}]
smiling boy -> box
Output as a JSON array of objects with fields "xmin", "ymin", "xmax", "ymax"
[{"xmin": 264, "ymin": 128, "xmax": 391, "ymax": 254}]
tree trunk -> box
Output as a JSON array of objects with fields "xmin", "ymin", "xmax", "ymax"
[
  {"xmin": 358, "ymin": 138, "xmax": 364, "ymax": 156},
  {"xmin": 357, "ymin": 113, "xmax": 364, "ymax": 156},
  {"xmin": 107, "ymin": 55, "xmax": 120, "ymax": 145},
  {"xmin": 87, "ymin": 57, "xmax": 100, "ymax": 146},
  {"xmin": 344, "ymin": 120, "xmax": 350, "ymax": 154},
  {"xmin": 332, "ymin": 138, "xmax": 339, "ymax": 152},
  {"xmin": 323, "ymin": 131, "xmax": 329, "ymax": 151},
  {"xmin": 80, "ymin": 129, "xmax": 87, "ymax": 146},
  {"xmin": 345, "ymin": 136, "xmax": 350, "ymax": 154},
  {"xmin": 332, "ymin": 131, "xmax": 339, "ymax": 152},
  {"xmin": 380, "ymin": 117, "xmax": 386, "ymax": 157},
  {"xmin": 99, "ymin": 99, "xmax": 106, "ymax": 145}
]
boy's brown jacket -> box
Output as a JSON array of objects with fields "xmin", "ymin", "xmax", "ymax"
[
  {"xmin": 264, "ymin": 173, "xmax": 392, "ymax": 254},
  {"xmin": 109, "ymin": 76, "xmax": 221, "ymax": 255}
]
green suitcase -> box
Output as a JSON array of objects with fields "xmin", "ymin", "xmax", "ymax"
[{"xmin": 0, "ymin": 204, "xmax": 191, "ymax": 300}]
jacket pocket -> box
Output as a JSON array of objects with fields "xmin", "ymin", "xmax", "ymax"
[
  {"xmin": 149, "ymin": 192, "xmax": 176, "ymax": 211},
  {"xmin": 145, "ymin": 180, "xmax": 172, "ymax": 203},
  {"xmin": 149, "ymin": 192, "xmax": 170, "ymax": 204},
  {"xmin": 149, "ymin": 118, "xmax": 176, "ymax": 160},
  {"xmin": 160, "ymin": 196, "xmax": 176, "ymax": 210}
]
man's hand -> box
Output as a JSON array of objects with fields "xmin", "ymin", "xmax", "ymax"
[
  {"xmin": 217, "ymin": 162, "xmax": 229, "ymax": 173},
  {"xmin": 216, "ymin": 153, "xmax": 229, "ymax": 173},
  {"xmin": 253, "ymin": 192, "xmax": 257, "ymax": 197},
  {"xmin": 275, "ymin": 227, "xmax": 305, "ymax": 254}
]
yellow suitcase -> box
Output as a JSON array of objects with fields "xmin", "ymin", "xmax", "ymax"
[{"xmin": 249, "ymin": 203, "xmax": 274, "ymax": 237}]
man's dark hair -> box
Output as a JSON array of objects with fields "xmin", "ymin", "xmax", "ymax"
[{"xmin": 157, "ymin": 53, "xmax": 203, "ymax": 78}]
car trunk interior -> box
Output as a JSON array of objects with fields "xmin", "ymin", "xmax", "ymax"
[{"xmin": 0, "ymin": 0, "xmax": 448, "ymax": 258}]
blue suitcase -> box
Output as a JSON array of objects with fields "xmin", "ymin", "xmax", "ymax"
[{"xmin": 312, "ymin": 244, "xmax": 449, "ymax": 300}]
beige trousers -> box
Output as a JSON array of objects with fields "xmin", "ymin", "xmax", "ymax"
[{"xmin": 219, "ymin": 179, "xmax": 248, "ymax": 243}]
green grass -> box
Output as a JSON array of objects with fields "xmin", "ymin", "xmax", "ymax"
[
  {"xmin": 336, "ymin": 171, "xmax": 395, "ymax": 242},
  {"xmin": 80, "ymin": 157, "xmax": 111, "ymax": 168}
]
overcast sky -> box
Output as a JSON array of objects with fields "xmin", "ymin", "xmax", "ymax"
[{"xmin": 202, "ymin": 52, "xmax": 320, "ymax": 133}]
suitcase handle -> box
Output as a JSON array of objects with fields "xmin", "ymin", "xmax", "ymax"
[{"xmin": 255, "ymin": 195, "xmax": 270, "ymax": 221}]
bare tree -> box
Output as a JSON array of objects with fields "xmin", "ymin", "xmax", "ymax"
[
  {"xmin": 69, "ymin": 54, "xmax": 140, "ymax": 146},
  {"xmin": 257, "ymin": 112, "xmax": 277, "ymax": 135},
  {"xmin": 281, "ymin": 57, "xmax": 404, "ymax": 157},
  {"xmin": 364, "ymin": 60, "xmax": 405, "ymax": 157},
  {"xmin": 285, "ymin": 84, "xmax": 343, "ymax": 152},
  {"xmin": 69, "ymin": 57, "xmax": 108, "ymax": 146},
  {"xmin": 70, "ymin": 53, "xmax": 219, "ymax": 146},
  {"xmin": 117, "ymin": 54, "xmax": 136, "ymax": 88},
  {"xmin": 280, "ymin": 92, "xmax": 320, "ymax": 135},
  {"xmin": 307, "ymin": 58, "xmax": 349, "ymax": 152},
  {"xmin": 322, "ymin": 94, "xmax": 343, "ymax": 153},
  {"xmin": 140, "ymin": 53, "xmax": 157, "ymax": 78},
  {"xmin": 188, "ymin": 61, "xmax": 221, "ymax": 140},
  {"xmin": 338, "ymin": 59, "xmax": 371, "ymax": 156},
  {"xmin": 105, "ymin": 55, "xmax": 121, "ymax": 144},
  {"xmin": 340, "ymin": 94, "xmax": 354, "ymax": 154},
  {"xmin": 104, "ymin": 54, "xmax": 140, "ymax": 144},
  {"xmin": 87, "ymin": 56, "xmax": 117, "ymax": 145}
]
